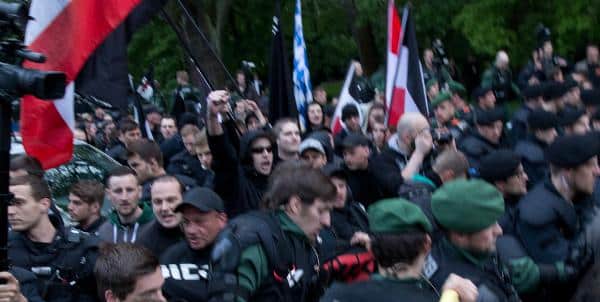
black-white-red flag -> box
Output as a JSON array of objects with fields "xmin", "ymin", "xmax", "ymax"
[{"xmin": 387, "ymin": 5, "xmax": 429, "ymax": 127}]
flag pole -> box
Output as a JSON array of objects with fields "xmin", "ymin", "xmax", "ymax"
[
  {"xmin": 173, "ymin": 0, "xmax": 246, "ymax": 98},
  {"xmin": 159, "ymin": 7, "xmax": 242, "ymax": 136}
]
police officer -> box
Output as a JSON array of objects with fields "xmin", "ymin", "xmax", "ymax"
[
  {"xmin": 514, "ymin": 109, "xmax": 558, "ymax": 187},
  {"xmin": 8, "ymin": 175, "xmax": 100, "ymax": 302},
  {"xmin": 430, "ymin": 92, "xmax": 468, "ymax": 141},
  {"xmin": 559, "ymin": 107, "xmax": 590, "ymax": 135},
  {"xmin": 160, "ymin": 187, "xmax": 227, "ymax": 301},
  {"xmin": 447, "ymin": 81, "xmax": 473, "ymax": 123},
  {"xmin": 478, "ymin": 150, "xmax": 528, "ymax": 236},
  {"xmin": 427, "ymin": 179, "xmax": 521, "ymax": 301},
  {"xmin": 321, "ymin": 198, "xmax": 478, "ymax": 302},
  {"xmin": 516, "ymin": 133, "xmax": 599, "ymax": 301},
  {"xmin": 510, "ymin": 84, "xmax": 544, "ymax": 142},
  {"xmin": 458, "ymin": 108, "xmax": 507, "ymax": 171}
]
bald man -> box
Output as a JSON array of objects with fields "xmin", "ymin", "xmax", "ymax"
[
  {"xmin": 481, "ymin": 50, "xmax": 520, "ymax": 104},
  {"xmin": 371, "ymin": 113, "xmax": 435, "ymax": 196}
]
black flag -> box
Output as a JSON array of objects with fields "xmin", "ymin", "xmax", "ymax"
[{"xmin": 268, "ymin": 0, "xmax": 297, "ymax": 122}]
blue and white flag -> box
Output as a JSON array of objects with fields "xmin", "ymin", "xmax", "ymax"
[{"xmin": 293, "ymin": 0, "xmax": 312, "ymax": 130}]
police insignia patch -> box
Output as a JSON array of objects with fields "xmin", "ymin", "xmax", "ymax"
[{"xmin": 423, "ymin": 254, "xmax": 438, "ymax": 278}]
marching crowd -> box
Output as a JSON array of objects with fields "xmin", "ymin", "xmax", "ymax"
[{"xmin": 4, "ymin": 36, "xmax": 600, "ymax": 302}]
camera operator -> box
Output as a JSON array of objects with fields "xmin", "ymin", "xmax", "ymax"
[
  {"xmin": 423, "ymin": 41, "xmax": 453, "ymax": 87},
  {"xmin": 536, "ymin": 26, "xmax": 568, "ymax": 81},
  {"xmin": 481, "ymin": 50, "xmax": 520, "ymax": 105}
]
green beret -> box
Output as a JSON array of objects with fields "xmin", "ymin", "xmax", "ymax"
[
  {"xmin": 448, "ymin": 81, "xmax": 466, "ymax": 95},
  {"xmin": 426, "ymin": 78, "xmax": 439, "ymax": 90},
  {"xmin": 368, "ymin": 198, "xmax": 432, "ymax": 234},
  {"xmin": 431, "ymin": 179, "xmax": 504, "ymax": 233},
  {"xmin": 432, "ymin": 92, "xmax": 452, "ymax": 108}
]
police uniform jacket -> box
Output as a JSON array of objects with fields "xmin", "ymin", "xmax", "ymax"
[
  {"xmin": 514, "ymin": 136, "xmax": 549, "ymax": 188},
  {"xmin": 516, "ymin": 179, "xmax": 581, "ymax": 264},
  {"xmin": 458, "ymin": 131, "xmax": 501, "ymax": 170},
  {"xmin": 427, "ymin": 237, "xmax": 520, "ymax": 302},
  {"xmin": 320, "ymin": 274, "xmax": 439, "ymax": 302}
]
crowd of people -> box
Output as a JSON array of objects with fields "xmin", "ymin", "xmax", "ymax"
[{"xmin": 3, "ymin": 34, "xmax": 600, "ymax": 302}]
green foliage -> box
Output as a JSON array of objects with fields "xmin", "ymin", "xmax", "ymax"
[
  {"xmin": 128, "ymin": 18, "xmax": 185, "ymax": 93},
  {"xmin": 452, "ymin": 0, "xmax": 518, "ymax": 57},
  {"xmin": 127, "ymin": 0, "xmax": 600, "ymax": 94}
]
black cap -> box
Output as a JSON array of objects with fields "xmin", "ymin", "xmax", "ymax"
[
  {"xmin": 474, "ymin": 108, "xmax": 504, "ymax": 125},
  {"xmin": 581, "ymin": 89, "xmax": 600, "ymax": 106},
  {"xmin": 528, "ymin": 109, "xmax": 558, "ymax": 130},
  {"xmin": 543, "ymin": 82, "xmax": 569, "ymax": 100},
  {"xmin": 521, "ymin": 85, "xmax": 544, "ymax": 100},
  {"xmin": 472, "ymin": 86, "xmax": 493, "ymax": 100},
  {"xmin": 546, "ymin": 134, "xmax": 600, "ymax": 168},
  {"xmin": 559, "ymin": 107, "xmax": 586, "ymax": 127},
  {"xmin": 341, "ymin": 133, "xmax": 370, "ymax": 149},
  {"xmin": 478, "ymin": 150, "xmax": 521, "ymax": 182},
  {"xmin": 175, "ymin": 187, "xmax": 225, "ymax": 213},
  {"xmin": 341, "ymin": 104, "xmax": 359, "ymax": 121}
]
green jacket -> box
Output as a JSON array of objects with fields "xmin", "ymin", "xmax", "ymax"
[{"xmin": 236, "ymin": 210, "xmax": 312, "ymax": 301}]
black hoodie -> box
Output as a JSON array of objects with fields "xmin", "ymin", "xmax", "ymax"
[{"xmin": 208, "ymin": 129, "xmax": 273, "ymax": 217}]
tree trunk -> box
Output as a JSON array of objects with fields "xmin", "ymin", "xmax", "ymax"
[
  {"xmin": 341, "ymin": 0, "xmax": 380, "ymax": 76},
  {"xmin": 178, "ymin": 0, "xmax": 232, "ymax": 90}
]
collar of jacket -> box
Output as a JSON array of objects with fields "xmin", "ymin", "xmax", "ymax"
[
  {"xmin": 276, "ymin": 210, "xmax": 310, "ymax": 244},
  {"xmin": 441, "ymin": 236, "xmax": 493, "ymax": 269},
  {"xmin": 108, "ymin": 202, "xmax": 154, "ymax": 227}
]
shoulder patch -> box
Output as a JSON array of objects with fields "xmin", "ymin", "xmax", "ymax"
[{"xmin": 423, "ymin": 253, "xmax": 438, "ymax": 278}]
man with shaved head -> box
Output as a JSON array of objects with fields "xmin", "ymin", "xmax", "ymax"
[{"xmin": 481, "ymin": 50, "xmax": 520, "ymax": 104}]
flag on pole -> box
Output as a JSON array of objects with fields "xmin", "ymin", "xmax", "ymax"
[
  {"xmin": 385, "ymin": 0, "xmax": 401, "ymax": 111},
  {"xmin": 331, "ymin": 61, "xmax": 364, "ymax": 135},
  {"xmin": 268, "ymin": 0, "xmax": 297, "ymax": 124},
  {"xmin": 293, "ymin": 0, "xmax": 313, "ymax": 130},
  {"xmin": 387, "ymin": 5, "xmax": 429, "ymax": 128},
  {"xmin": 21, "ymin": 0, "xmax": 146, "ymax": 169}
]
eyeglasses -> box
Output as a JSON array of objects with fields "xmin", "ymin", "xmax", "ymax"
[{"xmin": 251, "ymin": 146, "xmax": 273, "ymax": 154}]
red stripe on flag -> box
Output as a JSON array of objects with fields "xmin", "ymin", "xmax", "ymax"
[
  {"xmin": 388, "ymin": 0, "xmax": 401, "ymax": 55},
  {"xmin": 21, "ymin": 95, "xmax": 73, "ymax": 169},
  {"xmin": 388, "ymin": 88, "xmax": 406, "ymax": 127},
  {"xmin": 21, "ymin": 0, "xmax": 143, "ymax": 169},
  {"xmin": 23, "ymin": 0, "xmax": 142, "ymax": 78}
]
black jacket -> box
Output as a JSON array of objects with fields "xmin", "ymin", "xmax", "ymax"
[
  {"xmin": 458, "ymin": 130, "xmax": 501, "ymax": 171},
  {"xmin": 166, "ymin": 151, "xmax": 212, "ymax": 188},
  {"xmin": 208, "ymin": 131, "xmax": 270, "ymax": 217},
  {"xmin": 9, "ymin": 222, "xmax": 100, "ymax": 302},
  {"xmin": 321, "ymin": 274, "xmax": 438, "ymax": 302},
  {"xmin": 137, "ymin": 220, "xmax": 184, "ymax": 258},
  {"xmin": 160, "ymin": 241, "xmax": 211, "ymax": 301},
  {"xmin": 517, "ymin": 180, "xmax": 584, "ymax": 264},
  {"xmin": 428, "ymin": 238, "xmax": 520, "ymax": 302},
  {"xmin": 514, "ymin": 136, "xmax": 549, "ymax": 188},
  {"xmin": 160, "ymin": 134, "xmax": 184, "ymax": 166}
]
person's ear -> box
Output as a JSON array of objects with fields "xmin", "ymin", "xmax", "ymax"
[
  {"xmin": 288, "ymin": 195, "xmax": 302, "ymax": 215},
  {"xmin": 39, "ymin": 197, "xmax": 51, "ymax": 213}
]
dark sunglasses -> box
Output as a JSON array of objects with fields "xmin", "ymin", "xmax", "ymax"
[{"xmin": 251, "ymin": 146, "xmax": 273, "ymax": 154}]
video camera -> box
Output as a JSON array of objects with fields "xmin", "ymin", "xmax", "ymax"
[{"xmin": 0, "ymin": 0, "xmax": 65, "ymax": 100}]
